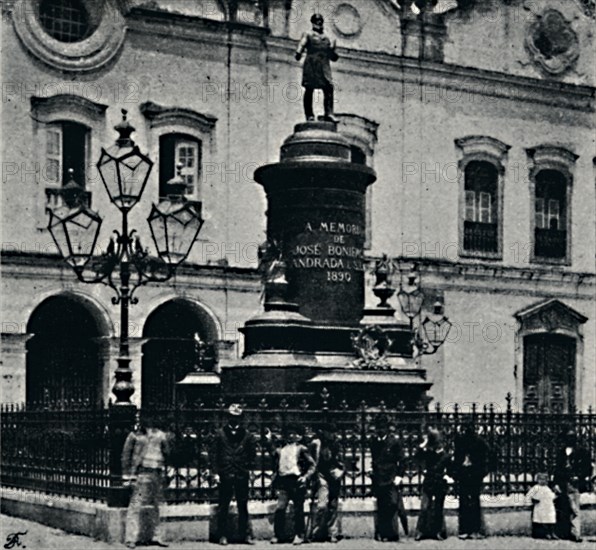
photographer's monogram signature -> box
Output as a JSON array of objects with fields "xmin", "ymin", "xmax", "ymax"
[{"xmin": 4, "ymin": 531, "xmax": 27, "ymax": 549}]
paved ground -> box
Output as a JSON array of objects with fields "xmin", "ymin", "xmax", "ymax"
[{"xmin": 1, "ymin": 515, "xmax": 596, "ymax": 550}]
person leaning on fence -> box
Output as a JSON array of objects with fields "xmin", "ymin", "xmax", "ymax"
[
  {"xmin": 122, "ymin": 413, "xmax": 172, "ymax": 549},
  {"xmin": 210, "ymin": 404, "xmax": 257, "ymax": 546},
  {"xmin": 308, "ymin": 422, "xmax": 345, "ymax": 543},
  {"xmin": 553, "ymin": 428, "xmax": 592, "ymax": 542},
  {"xmin": 415, "ymin": 427, "xmax": 453, "ymax": 541},
  {"xmin": 452, "ymin": 418, "xmax": 490, "ymax": 540},
  {"xmin": 369, "ymin": 415, "xmax": 407, "ymax": 542},
  {"xmin": 526, "ymin": 472, "xmax": 558, "ymax": 540},
  {"xmin": 267, "ymin": 423, "xmax": 316, "ymax": 545}
]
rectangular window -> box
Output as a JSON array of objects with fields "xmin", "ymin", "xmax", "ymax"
[
  {"xmin": 159, "ymin": 134, "xmax": 201, "ymax": 199},
  {"xmin": 45, "ymin": 122, "xmax": 88, "ymax": 187}
]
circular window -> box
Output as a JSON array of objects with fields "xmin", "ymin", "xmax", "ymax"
[
  {"xmin": 13, "ymin": 0, "xmax": 125, "ymax": 72},
  {"xmin": 38, "ymin": 0, "xmax": 100, "ymax": 43}
]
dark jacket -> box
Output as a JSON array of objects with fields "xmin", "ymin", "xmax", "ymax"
[
  {"xmin": 417, "ymin": 448, "xmax": 451, "ymax": 493},
  {"xmin": 370, "ymin": 434, "xmax": 405, "ymax": 487},
  {"xmin": 210, "ymin": 425, "xmax": 257, "ymax": 479},
  {"xmin": 452, "ymin": 433, "xmax": 490, "ymax": 482},
  {"xmin": 553, "ymin": 445, "xmax": 592, "ymax": 493},
  {"xmin": 310, "ymin": 436, "xmax": 344, "ymax": 481}
]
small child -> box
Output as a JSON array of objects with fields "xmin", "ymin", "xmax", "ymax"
[
  {"xmin": 526, "ymin": 473, "xmax": 558, "ymax": 540},
  {"xmin": 269, "ymin": 424, "xmax": 316, "ymax": 545}
]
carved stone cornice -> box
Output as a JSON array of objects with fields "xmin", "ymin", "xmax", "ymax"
[
  {"xmin": 31, "ymin": 94, "xmax": 108, "ymax": 124},
  {"xmin": 526, "ymin": 145, "xmax": 579, "ymax": 178},
  {"xmin": 140, "ymin": 101, "xmax": 217, "ymax": 133},
  {"xmin": 515, "ymin": 298, "xmax": 587, "ymax": 337}
]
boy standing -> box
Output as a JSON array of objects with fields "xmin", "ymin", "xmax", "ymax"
[
  {"xmin": 527, "ymin": 473, "xmax": 558, "ymax": 540},
  {"xmin": 269, "ymin": 424, "xmax": 316, "ymax": 545}
]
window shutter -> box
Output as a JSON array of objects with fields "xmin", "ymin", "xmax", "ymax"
[
  {"xmin": 535, "ymin": 198, "xmax": 544, "ymax": 229},
  {"xmin": 479, "ymin": 191, "xmax": 492, "ymax": 223},
  {"xmin": 175, "ymin": 139, "xmax": 200, "ymax": 196},
  {"xmin": 159, "ymin": 134, "xmax": 177, "ymax": 197},
  {"xmin": 46, "ymin": 125, "xmax": 62, "ymax": 185},
  {"xmin": 62, "ymin": 121, "xmax": 88, "ymax": 188},
  {"xmin": 465, "ymin": 190, "xmax": 476, "ymax": 221},
  {"xmin": 548, "ymin": 199, "xmax": 560, "ymax": 230}
]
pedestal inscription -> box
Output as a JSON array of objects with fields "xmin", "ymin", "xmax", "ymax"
[{"xmin": 256, "ymin": 122, "xmax": 375, "ymax": 325}]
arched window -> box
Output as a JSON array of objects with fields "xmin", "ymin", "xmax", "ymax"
[
  {"xmin": 456, "ymin": 136, "xmax": 510, "ymax": 259},
  {"xmin": 527, "ymin": 145, "xmax": 576, "ymax": 264},
  {"xmin": 463, "ymin": 161, "xmax": 498, "ymax": 254}
]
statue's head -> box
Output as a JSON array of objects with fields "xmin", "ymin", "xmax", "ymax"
[{"xmin": 311, "ymin": 13, "xmax": 324, "ymax": 30}]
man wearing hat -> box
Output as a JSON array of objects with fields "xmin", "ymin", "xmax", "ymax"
[
  {"xmin": 452, "ymin": 418, "xmax": 491, "ymax": 540},
  {"xmin": 369, "ymin": 416, "xmax": 407, "ymax": 542},
  {"xmin": 553, "ymin": 428, "xmax": 592, "ymax": 542},
  {"xmin": 210, "ymin": 404, "xmax": 257, "ymax": 545},
  {"xmin": 295, "ymin": 13, "xmax": 339, "ymax": 122}
]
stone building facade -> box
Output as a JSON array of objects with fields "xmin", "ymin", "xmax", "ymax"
[{"xmin": 1, "ymin": 0, "xmax": 594, "ymax": 411}]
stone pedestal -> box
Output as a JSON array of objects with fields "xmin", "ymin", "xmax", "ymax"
[
  {"xmin": 222, "ymin": 121, "xmax": 431, "ymax": 407},
  {"xmin": 255, "ymin": 121, "xmax": 375, "ymax": 326}
]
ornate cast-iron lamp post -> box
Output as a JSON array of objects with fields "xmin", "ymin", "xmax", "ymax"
[
  {"xmin": 47, "ymin": 110, "xmax": 204, "ymax": 405},
  {"xmin": 396, "ymin": 262, "xmax": 452, "ymax": 356}
]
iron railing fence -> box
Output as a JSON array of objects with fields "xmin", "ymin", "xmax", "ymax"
[
  {"xmin": 1, "ymin": 393, "xmax": 594, "ymax": 505},
  {"xmin": 1, "ymin": 403, "xmax": 110, "ymax": 501}
]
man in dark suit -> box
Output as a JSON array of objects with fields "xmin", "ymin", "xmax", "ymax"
[
  {"xmin": 369, "ymin": 416, "xmax": 407, "ymax": 542},
  {"xmin": 210, "ymin": 404, "xmax": 257, "ymax": 546},
  {"xmin": 452, "ymin": 418, "xmax": 490, "ymax": 540},
  {"xmin": 553, "ymin": 429, "xmax": 592, "ymax": 542}
]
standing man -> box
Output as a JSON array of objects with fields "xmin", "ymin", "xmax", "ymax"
[
  {"xmin": 415, "ymin": 427, "xmax": 452, "ymax": 541},
  {"xmin": 452, "ymin": 418, "xmax": 490, "ymax": 540},
  {"xmin": 309, "ymin": 423, "xmax": 345, "ymax": 543},
  {"xmin": 553, "ymin": 428, "xmax": 592, "ymax": 542},
  {"xmin": 122, "ymin": 414, "xmax": 172, "ymax": 549},
  {"xmin": 269, "ymin": 424, "xmax": 316, "ymax": 545},
  {"xmin": 369, "ymin": 416, "xmax": 407, "ymax": 542},
  {"xmin": 295, "ymin": 14, "xmax": 339, "ymax": 122},
  {"xmin": 210, "ymin": 404, "xmax": 257, "ymax": 546}
]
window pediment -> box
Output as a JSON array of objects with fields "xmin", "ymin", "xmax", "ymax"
[
  {"xmin": 140, "ymin": 101, "xmax": 217, "ymax": 134},
  {"xmin": 527, "ymin": 145, "xmax": 579, "ymax": 177},
  {"xmin": 31, "ymin": 94, "xmax": 107, "ymax": 124},
  {"xmin": 515, "ymin": 299, "xmax": 587, "ymax": 336},
  {"xmin": 455, "ymin": 136, "xmax": 511, "ymax": 167}
]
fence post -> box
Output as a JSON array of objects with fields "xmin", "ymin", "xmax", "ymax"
[
  {"xmin": 107, "ymin": 402, "xmax": 137, "ymax": 507},
  {"xmin": 505, "ymin": 393, "xmax": 512, "ymax": 496}
]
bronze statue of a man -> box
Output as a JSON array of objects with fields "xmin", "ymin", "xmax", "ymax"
[{"xmin": 295, "ymin": 14, "xmax": 338, "ymax": 122}]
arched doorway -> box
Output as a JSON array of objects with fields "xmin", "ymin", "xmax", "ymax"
[
  {"xmin": 523, "ymin": 333, "xmax": 576, "ymax": 413},
  {"xmin": 26, "ymin": 294, "xmax": 109, "ymax": 408},
  {"xmin": 142, "ymin": 299, "xmax": 218, "ymax": 408}
]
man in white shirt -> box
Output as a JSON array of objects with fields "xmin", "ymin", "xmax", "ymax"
[{"xmin": 270, "ymin": 424, "xmax": 316, "ymax": 545}]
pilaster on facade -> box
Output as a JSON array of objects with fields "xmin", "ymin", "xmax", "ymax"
[{"xmin": 0, "ymin": 333, "xmax": 33, "ymax": 405}]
